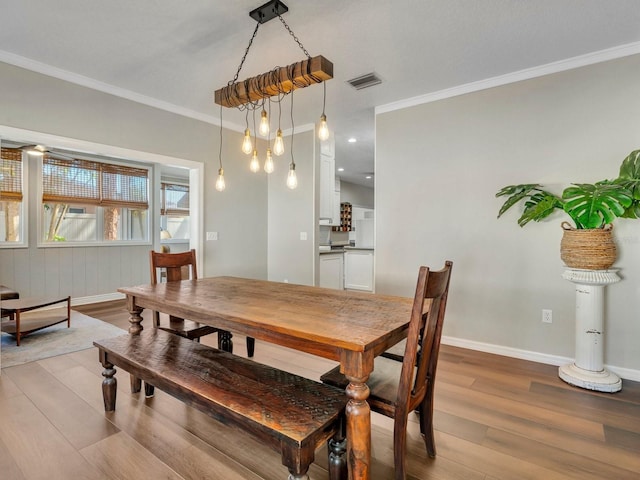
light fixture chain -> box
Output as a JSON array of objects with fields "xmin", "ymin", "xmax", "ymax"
[
  {"xmin": 277, "ymin": 14, "xmax": 311, "ymax": 58},
  {"xmin": 229, "ymin": 22, "xmax": 261, "ymax": 85}
]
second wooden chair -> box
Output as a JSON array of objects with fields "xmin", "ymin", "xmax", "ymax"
[
  {"xmin": 149, "ymin": 249, "xmax": 255, "ymax": 356},
  {"xmin": 320, "ymin": 261, "xmax": 452, "ymax": 480}
]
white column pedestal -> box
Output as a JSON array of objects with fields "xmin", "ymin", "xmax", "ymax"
[{"xmin": 560, "ymin": 268, "xmax": 621, "ymax": 393}]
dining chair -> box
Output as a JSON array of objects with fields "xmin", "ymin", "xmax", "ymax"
[
  {"xmin": 320, "ymin": 261, "xmax": 452, "ymax": 480},
  {"xmin": 149, "ymin": 249, "xmax": 256, "ymax": 356},
  {"xmin": 150, "ymin": 249, "xmax": 218, "ymax": 342}
]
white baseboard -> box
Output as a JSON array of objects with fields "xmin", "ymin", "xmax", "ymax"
[
  {"xmin": 71, "ymin": 292, "xmax": 125, "ymax": 306},
  {"xmin": 442, "ymin": 335, "xmax": 640, "ymax": 382}
]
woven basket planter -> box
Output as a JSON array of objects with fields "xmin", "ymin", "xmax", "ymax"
[{"xmin": 560, "ymin": 222, "xmax": 617, "ymax": 270}]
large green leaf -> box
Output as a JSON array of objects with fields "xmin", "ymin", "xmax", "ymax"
[
  {"xmin": 518, "ymin": 192, "xmax": 564, "ymax": 227},
  {"xmin": 562, "ymin": 182, "xmax": 633, "ymax": 229},
  {"xmin": 615, "ymin": 149, "xmax": 640, "ymax": 218},
  {"xmin": 496, "ymin": 184, "xmax": 544, "ymax": 218}
]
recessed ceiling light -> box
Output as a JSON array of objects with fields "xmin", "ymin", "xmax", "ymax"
[
  {"xmin": 365, "ymin": 175, "xmax": 372, "ymax": 179},
  {"xmin": 337, "ymin": 167, "xmax": 344, "ymax": 172},
  {"xmin": 348, "ymin": 138, "xmax": 357, "ymax": 143}
]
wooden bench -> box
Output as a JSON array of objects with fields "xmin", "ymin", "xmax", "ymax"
[{"xmin": 94, "ymin": 329, "xmax": 347, "ymax": 480}]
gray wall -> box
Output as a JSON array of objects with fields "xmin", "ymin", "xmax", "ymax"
[
  {"xmin": 376, "ymin": 54, "xmax": 640, "ymax": 372},
  {"xmin": 268, "ymin": 130, "xmax": 316, "ymax": 286},
  {"xmin": 340, "ymin": 181, "xmax": 374, "ymax": 208},
  {"xmin": 0, "ymin": 62, "xmax": 268, "ymax": 297}
]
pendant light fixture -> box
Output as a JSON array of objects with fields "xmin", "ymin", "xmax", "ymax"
[
  {"xmin": 286, "ymin": 90, "xmax": 298, "ymax": 189},
  {"xmin": 215, "ymin": 104, "xmax": 226, "ymax": 192},
  {"xmin": 250, "ymin": 110, "xmax": 260, "ymax": 172},
  {"xmin": 213, "ymin": 0, "xmax": 333, "ymax": 191},
  {"xmin": 241, "ymin": 110, "xmax": 253, "ymax": 154},
  {"xmin": 318, "ymin": 81, "xmax": 329, "ymax": 141},
  {"xmin": 273, "ymin": 96, "xmax": 285, "ymax": 156},
  {"xmin": 264, "ymin": 99, "xmax": 275, "ymax": 173}
]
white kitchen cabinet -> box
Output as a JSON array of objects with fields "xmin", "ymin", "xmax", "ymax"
[
  {"xmin": 319, "ymin": 153, "xmax": 335, "ymax": 223},
  {"xmin": 319, "ymin": 253, "xmax": 344, "ymax": 290},
  {"xmin": 344, "ymin": 249, "xmax": 374, "ymax": 292}
]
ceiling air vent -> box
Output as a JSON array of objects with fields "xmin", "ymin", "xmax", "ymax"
[{"xmin": 347, "ymin": 72, "xmax": 382, "ymax": 90}]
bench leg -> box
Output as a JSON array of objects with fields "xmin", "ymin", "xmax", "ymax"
[
  {"xmin": 218, "ymin": 330, "xmax": 234, "ymax": 353},
  {"xmin": 287, "ymin": 474, "xmax": 309, "ymax": 480},
  {"xmin": 98, "ymin": 350, "xmax": 117, "ymax": 412},
  {"xmin": 130, "ymin": 374, "xmax": 142, "ymax": 394},
  {"xmin": 282, "ymin": 446, "xmax": 313, "ymax": 480}
]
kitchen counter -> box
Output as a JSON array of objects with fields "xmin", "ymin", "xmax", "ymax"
[
  {"xmin": 344, "ymin": 246, "xmax": 374, "ymax": 251},
  {"xmin": 319, "ymin": 248, "xmax": 344, "ymax": 254}
]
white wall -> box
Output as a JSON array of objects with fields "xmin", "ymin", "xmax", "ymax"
[
  {"xmin": 268, "ymin": 130, "xmax": 316, "ymax": 286},
  {"xmin": 376, "ymin": 54, "xmax": 640, "ymax": 373},
  {"xmin": 340, "ymin": 181, "xmax": 374, "ymax": 208},
  {"xmin": 0, "ymin": 61, "xmax": 268, "ymax": 297}
]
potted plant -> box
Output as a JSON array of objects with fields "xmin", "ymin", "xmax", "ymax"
[{"xmin": 496, "ymin": 150, "xmax": 640, "ymax": 269}]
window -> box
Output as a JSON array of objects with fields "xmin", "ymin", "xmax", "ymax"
[
  {"xmin": 160, "ymin": 181, "xmax": 190, "ymax": 240},
  {"xmin": 0, "ymin": 147, "xmax": 25, "ymax": 244},
  {"xmin": 41, "ymin": 155, "xmax": 149, "ymax": 243}
]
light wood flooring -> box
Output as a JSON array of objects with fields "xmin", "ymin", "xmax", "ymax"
[{"xmin": 0, "ymin": 299, "xmax": 639, "ymax": 479}]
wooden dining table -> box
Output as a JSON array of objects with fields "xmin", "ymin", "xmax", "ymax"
[{"xmin": 118, "ymin": 276, "xmax": 413, "ymax": 480}]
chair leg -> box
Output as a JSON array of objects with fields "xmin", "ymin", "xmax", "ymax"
[
  {"xmin": 419, "ymin": 384, "xmax": 437, "ymax": 457},
  {"xmin": 218, "ymin": 330, "xmax": 234, "ymax": 353},
  {"xmin": 246, "ymin": 337, "xmax": 255, "ymax": 357},
  {"xmin": 393, "ymin": 415, "xmax": 409, "ymax": 480}
]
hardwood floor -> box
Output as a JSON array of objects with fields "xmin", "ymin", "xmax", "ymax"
[{"xmin": 1, "ymin": 299, "xmax": 639, "ymax": 479}]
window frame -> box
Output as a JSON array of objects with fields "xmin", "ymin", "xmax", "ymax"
[
  {"xmin": 0, "ymin": 145, "xmax": 28, "ymax": 248},
  {"xmin": 37, "ymin": 154, "xmax": 152, "ymax": 247}
]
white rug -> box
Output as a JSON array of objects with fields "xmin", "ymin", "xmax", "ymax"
[{"xmin": 1, "ymin": 310, "xmax": 126, "ymax": 369}]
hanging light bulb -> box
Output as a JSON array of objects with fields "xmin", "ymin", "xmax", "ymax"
[
  {"xmin": 216, "ymin": 103, "xmax": 226, "ymax": 192},
  {"xmin": 259, "ymin": 109, "xmax": 269, "ymax": 137},
  {"xmin": 250, "ymin": 149, "xmax": 260, "ymax": 173},
  {"xmin": 318, "ymin": 81, "xmax": 329, "ymax": 141},
  {"xmin": 273, "ymin": 129, "xmax": 285, "ymax": 156},
  {"xmin": 286, "ymin": 163, "xmax": 298, "ymax": 189},
  {"xmin": 215, "ymin": 168, "xmax": 226, "ymax": 192},
  {"xmin": 242, "ymin": 128, "xmax": 253, "ymax": 154},
  {"xmin": 264, "ymin": 148, "xmax": 274, "ymax": 173},
  {"xmin": 318, "ymin": 114, "xmax": 329, "ymax": 141}
]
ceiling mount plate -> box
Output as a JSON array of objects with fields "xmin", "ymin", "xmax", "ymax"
[{"xmin": 249, "ymin": 0, "xmax": 288, "ymax": 24}]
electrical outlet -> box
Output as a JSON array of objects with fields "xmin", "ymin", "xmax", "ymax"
[{"xmin": 542, "ymin": 309, "xmax": 552, "ymax": 323}]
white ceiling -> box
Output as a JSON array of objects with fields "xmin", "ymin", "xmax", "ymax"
[{"xmin": 2, "ymin": 1, "xmax": 640, "ymax": 186}]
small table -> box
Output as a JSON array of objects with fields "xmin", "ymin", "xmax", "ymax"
[{"xmin": 1, "ymin": 296, "xmax": 71, "ymax": 346}]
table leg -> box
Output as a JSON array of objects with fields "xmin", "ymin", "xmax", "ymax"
[
  {"xmin": 126, "ymin": 296, "xmax": 144, "ymax": 391},
  {"xmin": 344, "ymin": 376, "xmax": 371, "ymax": 480},
  {"xmin": 16, "ymin": 311, "xmax": 21, "ymax": 346},
  {"xmin": 126, "ymin": 298, "xmax": 144, "ymax": 335}
]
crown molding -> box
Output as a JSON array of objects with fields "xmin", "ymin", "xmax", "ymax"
[
  {"xmin": 0, "ymin": 50, "xmax": 242, "ymax": 133},
  {"xmin": 376, "ymin": 41, "xmax": 640, "ymax": 115}
]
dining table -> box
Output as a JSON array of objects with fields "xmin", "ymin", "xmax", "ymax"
[{"xmin": 118, "ymin": 276, "xmax": 413, "ymax": 480}]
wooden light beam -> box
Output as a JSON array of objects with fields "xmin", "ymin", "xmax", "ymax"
[{"xmin": 214, "ymin": 55, "xmax": 333, "ymax": 108}]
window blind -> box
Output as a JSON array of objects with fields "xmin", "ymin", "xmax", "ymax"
[
  {"xmin": 160, "ymin": 182, "xmax": 189, "ymax": 216},
  {"xmin": 43, "ymin": 155, "xmax": 148, "ymax": 209},
  {"xmin": 0, "ymin": 148, "xmax": 23, "ymax": 201}
]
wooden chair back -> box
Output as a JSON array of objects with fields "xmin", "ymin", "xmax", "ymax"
[
  {"xmin": 398, "ymin": 261, "xmax": 452, "ymax": 418},
  {"xmin": 150, "ymin": 249, "xmax": 197, "ymax": 284}
]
